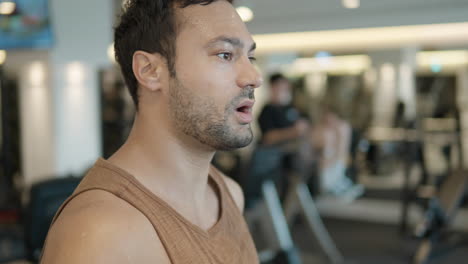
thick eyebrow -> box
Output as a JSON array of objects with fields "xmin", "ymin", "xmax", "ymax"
[{"xmin": 205, "ymin": 36, "xmax": 256, "ymax": 52}]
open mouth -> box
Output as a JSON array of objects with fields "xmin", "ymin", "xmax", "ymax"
[
  {"xmin": 235, "ymin": 100, "xmax": 255, "ymax": 112},
  {"xmin": 236, "ymin": 105, "xmax": 252, "ymax": 114},
  {"xmin": 234, "ymin": 100, "xmax": 255, "ymax": 123}
]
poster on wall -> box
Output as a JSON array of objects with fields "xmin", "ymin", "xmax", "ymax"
[{"xmin": 0, "ymin": 0, "xmax": 53, "ymax": 50}]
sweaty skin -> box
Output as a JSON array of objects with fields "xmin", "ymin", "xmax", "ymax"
[{"xmin": 40, "ymin": 1, "xmax": 262, "ymax": 264}]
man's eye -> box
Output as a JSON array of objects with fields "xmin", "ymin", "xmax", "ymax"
[
  {"xmin": 217, "ymin": 52, "xmax": 233, "ymax": 61},
  {"xmin": 249, "ymin": 56, "xmax": 257, "ymax": 63}
]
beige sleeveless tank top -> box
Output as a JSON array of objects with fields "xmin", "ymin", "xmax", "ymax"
[{"xmin": 43, "ymin": 158, "xmax": 259, "ymax": 263}]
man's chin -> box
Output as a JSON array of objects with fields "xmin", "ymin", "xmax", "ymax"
[
  {"xmin": 237, "ymin": 135, "xmax": 254, "ymax": 148},
  {"xmin": 216, "ymin": 141, "xmax": 252, "ymax": 151},
  {"xmin": 214, "ymin": 133, "xmax": 254, "ymax": 151}
]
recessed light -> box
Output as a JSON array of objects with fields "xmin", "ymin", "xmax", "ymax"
[
  {"xmin": 0, "ymin": 50, "xmax": 6, "ymax": 65},
  {"xmin": 236, "ymin": 6, "xmax": 254, "ymax": 22},
  {"xmin": 0, "ymin": 1, "xmax": 16, "ymax": 15},
  {"xmin": 342, "ymin": 0, "xmax": 360, "ymax": 9}
]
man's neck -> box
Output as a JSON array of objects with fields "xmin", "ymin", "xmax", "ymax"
[{"xmin": 107, "ymin": 115, "xmax": 215, "ymax": 213}]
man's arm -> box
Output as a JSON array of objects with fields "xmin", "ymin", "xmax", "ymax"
[
  {"xmin": 262, "ymin": 126, "xmax": 300, "ymax": 145},
  {"xmin": 40, "ymin": 190, "xmax": 171, "ymax": 264},
  {"xmin": 263, "ymin": 120, "xmax": 309, "ymax": 145}
]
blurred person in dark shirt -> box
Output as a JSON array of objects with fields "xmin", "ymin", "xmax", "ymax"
[
  {"xmin": 257, "ymin": 73, "xmax": 311, "ymax": 199},
  {"xmin": 258, "ymin": 73, "xmax": 309, "ymax": 146}
]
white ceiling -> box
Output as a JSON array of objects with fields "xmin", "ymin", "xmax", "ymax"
[
  {"xmin": 240, "ymin": 0, "xmax": 468, "ymax": 34},
  {"xmin": 113, "ymin": 0, "xmax": 468, "ymax": 34}
]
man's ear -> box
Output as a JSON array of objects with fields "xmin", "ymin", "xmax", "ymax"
[{"xmin": 132, "ymin": 51, "xmax": 167, "ymax": 92}]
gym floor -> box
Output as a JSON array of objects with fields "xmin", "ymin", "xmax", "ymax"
[{"xmin": 291, "ymin": 217, "xmax": 468, "ymax": 264}]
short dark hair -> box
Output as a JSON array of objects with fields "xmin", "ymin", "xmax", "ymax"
[
  {"xmin": 114, "ymin": 0, "xmax": 233, "ymax": 108},
  {"xmin": 269, "ymin": 73, "xmax": 288, "ymax": 86}
]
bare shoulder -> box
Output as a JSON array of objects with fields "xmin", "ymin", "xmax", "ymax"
[
  {"xmin": 214, "ymin": 168, "xmax": 245, "ymax": 213},
  {"xmin": 40, "ymin": 190, "xmax": 170, "ymax": 264}
]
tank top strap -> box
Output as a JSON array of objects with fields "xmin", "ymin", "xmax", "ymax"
[
  {"xmin": 208, "ymin": 165, "xmax": 240, "ymax": 215},
  {"xmin": 48, "ymin": 159, "xmax": 140, "ymax": 227}
]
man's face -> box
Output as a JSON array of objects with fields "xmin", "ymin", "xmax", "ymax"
[
  {"xmin": 168, "ymin": 1, "xmax": 262, "ymax": 151},
  {"xmin": 271, "ymin": 79, "xmax": 292, "ymax": 106}
]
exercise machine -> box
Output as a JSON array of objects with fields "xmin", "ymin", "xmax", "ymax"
[{"xmin": 243, "ymin": 142, "xmax": 343, "ymax": 264}]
